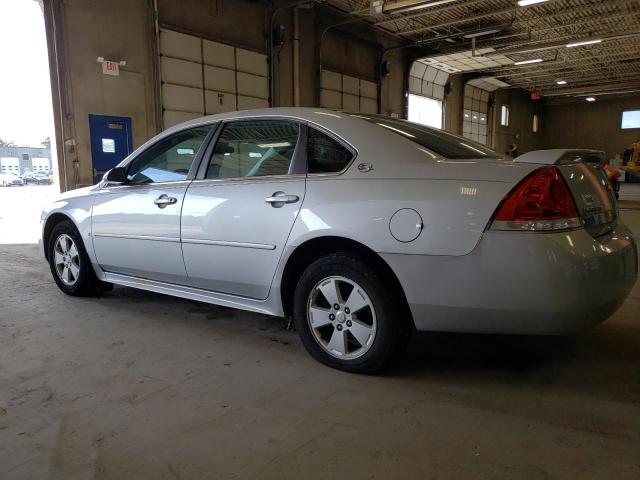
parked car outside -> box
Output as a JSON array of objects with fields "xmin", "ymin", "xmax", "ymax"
[
  {"xmin": 0, "ymin": 173, "xmax": 24, "ymax": 186},
  {"xmin": 22, "ymin": 172, "xmax": 51, "ymax": 185},
  {"xmin": 39, "ymin": 108, "xmax": 638, "ymax": 373}
]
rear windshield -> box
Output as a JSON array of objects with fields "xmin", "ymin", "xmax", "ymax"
[{"xmin": 354, "ymin": 115, "xmax": 501, "ymax": 160}]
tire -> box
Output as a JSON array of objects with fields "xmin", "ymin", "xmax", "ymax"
[
  {"xmin": 48, "ymin": 220, "xmax": 112, "ymax": 296},
  {"xmin": 293, "ymin": 252, "xmax": 410, "ymax": 374}
]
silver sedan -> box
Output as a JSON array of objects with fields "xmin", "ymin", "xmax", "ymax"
[{"xmin": 40, "ymin": 108, "xmax": 638, "ymax": 373}]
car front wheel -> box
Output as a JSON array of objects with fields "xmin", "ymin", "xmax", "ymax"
[
  {"xmin": 293, "ymin": 252, "xmax": 409, "ymax": 374},
  {"xmin": 48, "ymin": 220, "xmax": 111, "ymax": 296}
]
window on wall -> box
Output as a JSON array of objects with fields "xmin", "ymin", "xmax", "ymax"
[
  {"xmin": 500, "ymin": 105, "xmax": 510, "ymax": 127},
  {"xmin": 621, "ymin": 110, "xmax": 640, "ymax": 129},
  {"xmin": 408, "ymin": 94, "xmax": 443, "ymax": 129},
  {"xmin": 532, "ymin": 114, "xmax": 540, "ymax": 133},
  {"xmin": 462, "ymin": 85, "xmax": 490, "ymax": 145}
]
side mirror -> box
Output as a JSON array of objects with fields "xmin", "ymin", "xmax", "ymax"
[{"xmin": 102, "ymin": 167, "xmax": 127, "ymax": 185}]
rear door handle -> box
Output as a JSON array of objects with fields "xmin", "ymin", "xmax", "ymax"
[
  {"xmin": 265, "ymin": 192, "xmax": 299, "ymax": 207},
  {"xmin": 154, "ymin": 194, "xmax": 177, "ymax": 208}
]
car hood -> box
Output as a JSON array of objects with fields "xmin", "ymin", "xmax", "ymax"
[{"xmin": 53, "ymin": 185, "xmax": 97, "ymax": 201}]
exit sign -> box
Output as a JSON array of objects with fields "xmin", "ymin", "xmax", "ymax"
[
  {"xmin": 531, "ymin": 91, "xmax": 541, "ymax": 100},
  {"xmin": 102, "ymin": 60, "xmax": 119, "ymax": 76}
]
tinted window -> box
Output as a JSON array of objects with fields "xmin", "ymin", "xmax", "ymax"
[
  {"xmin": 127, "ymin": 126, "xmax": 210, "ymax": 184},
  {"xmin": 206, "ymin": 119, "xmax": 299, "ymax": 179},
  {"xmin": 358, "ymin": 115, "xmax": 500, "ymax": 159},
  {"xmin": 307, "ymin": 128, "xmax": 353, "ymax": 173}
]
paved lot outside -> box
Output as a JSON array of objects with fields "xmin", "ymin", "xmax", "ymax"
[
  {"xmin": 0, "ymin": 184, "xmax": 60, "ymax": 244},
  {"xmin": 0, "ymin": 185, "xmax": 639, "ymax": 479}
]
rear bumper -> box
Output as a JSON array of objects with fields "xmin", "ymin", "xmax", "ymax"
[{"xmin": 382, "ymin": 224, "xmax": 638, "ymax": 335}]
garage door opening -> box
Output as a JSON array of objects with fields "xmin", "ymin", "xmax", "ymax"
[
  {"xmin": 408, "ymin": 94, "xmax": 443, "ymax": 129},
  {"xmin": 0, "ymin": 0, "xmax": 59, "ymax": 244}
]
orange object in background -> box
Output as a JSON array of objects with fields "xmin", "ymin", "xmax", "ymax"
[{"xmin": 604, "ymin": 163, "xmax": 621, "ymax": 181}]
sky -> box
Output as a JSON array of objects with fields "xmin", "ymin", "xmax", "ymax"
[{"xmin": 0, "ymin": 0, "xmax": 55, "ymax": 147}]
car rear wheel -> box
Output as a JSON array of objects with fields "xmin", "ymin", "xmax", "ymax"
[
  {"xmin": 48, "ymin": 220, "xmax": 112, "ymax": 296},
  {"xmin": 293, "ymin": 252, "xmax": 409, "ymax": 374}
]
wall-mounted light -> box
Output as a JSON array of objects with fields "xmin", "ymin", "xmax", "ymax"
[
  {"xmin": 566, "ymin": 39, "xmax": 602, "ymax": 48},
  {"xmin": 556, "ymin": 80, "xmax": 567, "ymax": 85},
  {"xmin": 514, "ymin": 58, "xmax": 543, "ymax": 65},
  {"xmin": 586, "ymin": 97, "xmax": 596, "ymax": 102}
]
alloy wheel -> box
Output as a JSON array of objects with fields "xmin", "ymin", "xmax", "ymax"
[
  {"xmin": 53, "ymin": 234, "xmax": 80, "ymax": 286},
  {"xmin": 307, "ymin": 276, "xmax": 377, "ymax": 360}
]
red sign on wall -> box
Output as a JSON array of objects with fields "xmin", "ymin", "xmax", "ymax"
[
  {"xmin": 102, "ymin": 60, "xmax": 120, "ymax": 76},
  {"xmin": 531, "ymin": 91, "xmax": 541, "ymax": 100}
]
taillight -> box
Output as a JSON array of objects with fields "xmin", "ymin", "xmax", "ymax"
[{"xmin": 490, "ymin": 166, "xmax": 581, "ymax": 232}]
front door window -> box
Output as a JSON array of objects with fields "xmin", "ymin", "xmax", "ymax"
[{"xmin": 127, "ymin": 126, "xmax": 211, "ymax": 184}]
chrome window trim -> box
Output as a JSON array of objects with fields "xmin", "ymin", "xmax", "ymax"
[
  {"xmin": 188, "ymin": 173, "xmax": 306, "ymax": 187},
  {"xmin": 97, "ymin": 179, "xmax": 193, "ymax": 193}
]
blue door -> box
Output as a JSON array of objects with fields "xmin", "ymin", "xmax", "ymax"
[{"xmin": 89, "ymin": 114, "xmax": 133, "ymax": 184}]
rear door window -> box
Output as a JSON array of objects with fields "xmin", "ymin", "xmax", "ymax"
[{"xmin": 206, "ymin": 119, "xmax": 300, "ymax": 179}]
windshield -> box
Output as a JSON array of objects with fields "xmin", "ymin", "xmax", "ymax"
[{"xmin": 352, "ymin": 114, "xmax": 501, "ymax": 160}]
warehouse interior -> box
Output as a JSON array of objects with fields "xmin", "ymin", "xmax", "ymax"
[
  {"xmin": 2, "ymin": 0, "xmax": 640, "ymax": 478},
  {"xmin": 42, "ymin": 0, "xmax": 640, "ymax": 189}
]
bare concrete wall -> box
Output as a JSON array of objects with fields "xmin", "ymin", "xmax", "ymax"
[
  {"xmin": 493, "ymin": 88, "xmax": 543, "ymax": 156},
  {"xmin": 541, "ymin": 96, "xmax": 640, "ymax": 159},
  {"xmin": 44, "ymin": 0, "xmax": 157, "ymax": 188},
  {"xmin": 444, "ymin": 74, "xmax": 464, "ymax": 135}
]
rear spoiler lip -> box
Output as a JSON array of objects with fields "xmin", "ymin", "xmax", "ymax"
[{"xmin": 513, "ymin": 149, "xmax": 606, "ymax": 165}]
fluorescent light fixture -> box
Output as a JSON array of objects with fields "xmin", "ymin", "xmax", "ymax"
[
  {"xmin": 462, "ymin": 28, "xmax": 502, "ymax": 39},
  {"xmin": 514, "ymin": 58, "xmax": 543, "ymax": 65},
  {"xmin": 517, "ymin": 0, "xmax": 552, "ymax": 5},
  {"xmin": 586, "ymin": 97, "xmax": 596, "ymax": 102},
  {"xmin": 386, "ymin": 0, "xmax": 457, "ymax": 14},
  {"xmin": 566, "ymin": 39, "xmax": 602, "ymax": 48},
  {"xmin": 556, "ymin": 80, "xmax": 567, "ymax": 85}
]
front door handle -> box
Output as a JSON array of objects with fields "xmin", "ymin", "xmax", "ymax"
[
  {"xmin": 265, "ymin": 192, "xmax": 299, "ymax": 207},
  {"xmin": 154, "ymin": 194, "xmax": 177, "ymax": 208}
]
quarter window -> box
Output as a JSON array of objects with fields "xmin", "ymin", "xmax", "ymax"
[
  {"xmin": 307, "ymin": 128, "xmax": 353, "ymax": 174},
  {"xmin": 206, "ymin": 119, "xmax": 299, "ymax": 179},
  {"xmin": 127, "ymin": 126, "xmax": 210, "ymax": 184}
]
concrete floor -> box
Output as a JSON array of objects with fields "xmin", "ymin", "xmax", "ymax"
[{"xmin": 1, "ymin": 209, "xmax": 639, "ymax": 479}]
